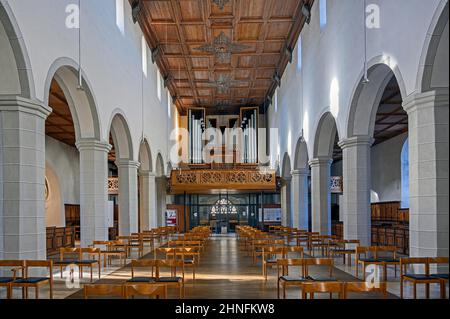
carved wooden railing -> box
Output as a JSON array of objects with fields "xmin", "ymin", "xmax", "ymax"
[{"xmin": 169, "ymin": 168, "xmax": 277, "ymax": 194}]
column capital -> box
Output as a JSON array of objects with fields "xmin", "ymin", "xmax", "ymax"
[
  {"xmin": 291, "ymin": 168, "xmax": 310, "ymax": 177},
  {"xmin": 403, "ymin": 88, "xmax": 449, "ymax": 114},
  {"xmin": 308, "ymin": 157, "xmax": 332, "ymax": 167},
  {"xmin": 338, "ymin": 136, "xmax": 374, "ymax": 150},
  {"xmin": 116, "ymin": 159, "xmax": 141, "ymax": 169},
  {"xmin": 0, "ymin": 95, "xmax": 52, "ymax": 119},
  {"xmin": 76, "ymin": 138, "xmax": 112, "ymax": 153}
]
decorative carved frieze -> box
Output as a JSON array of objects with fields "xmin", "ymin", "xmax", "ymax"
[
  {"xmin": 169, "ymin": 169, "xmax": 277, "ymax": 193},
  {"xmin": 108, "ymin": 177, "xmax": 119, "ymax": 195}
]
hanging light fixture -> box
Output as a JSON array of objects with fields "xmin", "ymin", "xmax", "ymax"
[
  {"xmin": 76, "ymin": 0, "xmax": 84, "ymax": 91},
  {"xmin": 362, "ymin": 0, "xmax": 370, "ymax": 84}
]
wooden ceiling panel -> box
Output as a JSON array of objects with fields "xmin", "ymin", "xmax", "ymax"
[
  {"xmin": 135, "ymin": 0, "xmax": 314, "ymax": 114},
  {"xmin": 178, "ymin": 0, "xmax": 204, "ymax": 22}
]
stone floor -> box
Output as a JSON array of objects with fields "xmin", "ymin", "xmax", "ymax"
[{"xmin": 1, "ymin": 234, "xmax": 448, "ymax": 299}]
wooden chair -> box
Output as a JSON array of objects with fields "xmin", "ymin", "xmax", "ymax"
[
  {"xmin": 54, "ymin": 248, "xmax": 79, "ymax": 279},
  {"xmin": 302, "ymin": 281, "xmax": 345, "ymax": 299},
  {"xmin": 157, "ymin": 259, "xmax": 185, "ymax": 299},
  {"xmin": 400, "ymin": 257, "xmax": 447, "ymax": 299},
  {"xmin": 128, "ymin": 259, "xmax": 158, "ymax": 283},
  {"xmin": 344, "ymin": 282, "xmax": 388, "ymax": 299},
  {"xmin": 304, "ymin": 258, "xmax": 336, "ymax": 282},
  {"xmin": 90, "ymin": 241, "xmax": 126, "ymax": 267},
  {"xmin": 328, "ymin": 239, "xmax": 360, "ymax": 266},
  {"xmin": 356, "ymin": 246, "xmax": 399, "ymax": 281},
  {"xmin": 428, "ymin": 257, "xmax": 449, "ymax": 299},
  {"xmin": 276, "ymin": 259, "xmax": 307, "ymax": 299},
  {"xmin": 10, "ymin": 260, "xmax": 53, "ymax": 299},
  {"xmin": 84, "ymin": 284, "xmax": 124, "ymax": 299},
  {"xmin": 78, "ymin": 248, "xmax": 102, "ymax": 282},
  {"xmin": 262, "ymin": 247, "xmax": 285, "ymax": 281},
  {"xmin": 176, "ymin": 247, "xmax": 199, "ymax": 280},
  {"xmin": 124, "ymin": 284, "xmax": 167, "ymax": 299},
  {"xmin": 310, "ymin": 236, "xmax": 334, "ymax": 257},
  {"xmin": 0, "ymin": 260, "xmax": 25, "ymax": 299}
]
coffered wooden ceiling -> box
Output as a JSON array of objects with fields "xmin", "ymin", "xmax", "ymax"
[{"xmin": 133, "ymin": 0, "xmax": 314, "ymax": 114}]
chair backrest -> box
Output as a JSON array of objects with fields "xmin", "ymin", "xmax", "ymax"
[
  {"xmin": 158, "ymin": 259, "xmax": 185, "ymax": 278},
  {"xmin": 24, "ymin": 260, "xmax": 53, "ymax": 278},
  {"xmin": 60, "ymin": 247, "xmax": 79, "ymax": 261},
  {"xmin": 276, "ymin": 259, "xmax": 303, "ymax": 277},
  {"xmin": 283, "ymin": 246, "xmax": 304, "ymax": 258},
  {"xmin": 304, "ymin": 258, "xmax": 334, "ymax": 278},
  {"xmin": 131, "ymin": 259, "xmax": 158, "ymax": 278},
  {"xmin": 84, "ymin": 284, "xmax": 124, "ymax": 299},
  {"xmin": 0, "ymin": 260, "xmax": 25, "ymax": 278},
  {"xmin": 302, "ymin": 282, "xmax": 345, "ymax": 299},
  {"xmin": 80, "ymin": 247, "xmax": 101, "ymax": 260},
  {"xmin": 124, "ymin": 284, "xmax": 167, "ymax": 299},
  {"xmin": 344, "ymin": 282, "xmax": 387, "ymax": 299},
  {"xmin": 376, "ymin": 246, "xmax": 397, "ymax": 259}
]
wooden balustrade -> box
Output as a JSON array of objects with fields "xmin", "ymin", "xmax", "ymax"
[{"xmin": 46, "ymin": 226, "xmax": 76, "ymax": 256}]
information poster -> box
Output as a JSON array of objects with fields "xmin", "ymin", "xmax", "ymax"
[
  {"xmin": 166, "ymin": 209, "xmax": 178, "ymax": 227},
  {"xmin": 258, "ymin": 208, "xmax": 282, "ymax": 222}
]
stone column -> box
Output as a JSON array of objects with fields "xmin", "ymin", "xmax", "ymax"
[
  {"xmin": 139, "ymin": 170, "xmax": 157, "ymax": 230},
  {"xmin": 156, "ymin": 177, "xmax": 167, "ymax": 227},
  {"xmin": 281, "ymin": 177, "xmax": 291, "ymax": 227},
  {"xmin": 116, "ymin": 160, "xmax": 140, "ymax": 236},
  {"xmin": 309, "ymin": 157, "xmax": 332, "ymax": 235},
  {"xmin": 403, "ymin": 89, "xmax": 449, "ymax": 258},
  {"xmin": 0, "ymin": 96, "xmax": 51, "ymax": 260},
  {"xmin": 291, "ymin": 169, "xmax": 310, "ymax": 230},
  {"xmin": 339, "ymin": 136, "xmax": 374, "ymax": 246},
  {"xmin": 76, "ymin": 139, "xmax": 111, "ymax": 247}
]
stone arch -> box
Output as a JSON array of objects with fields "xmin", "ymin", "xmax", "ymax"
[
  {"xmin": 346, "ymin": 61, "xmax": 407, "ymax": 138},
  {"xmin": 293, "ymin": 138, "xmax": 309, "ymax": 170},
  {"xmin": 417, "ymin": 0, "xmax": 449, "ymax": 93},
  {"xmin": 155, "ymin": 153, "xmax": 165, "ymax": 177},
  {"xmin": 0, "ymin": 1, "xmax": 35, "ymax": 98},
  {"xmin": 138, "ymin": 138, "xmax": 153, "ymax": 172},
  {"xmin": 44, "ymin": 58, "xmax": 101, "ymax": 142},
  {"xmin": 108, "ymin": 111, "xmax": 134, "ymax": 161},
  {"xmin": 313, "ymin": 112, "xmax": 338, "ymax": 159}
]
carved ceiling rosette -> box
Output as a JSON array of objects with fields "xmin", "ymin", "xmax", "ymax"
[
  {"xmin": 195, "ymin": 32, "xmax": 250, "ymax": 63},
  {"xmin": 212, "ymin": 0, "xmax": 231, "ymax": 10}
]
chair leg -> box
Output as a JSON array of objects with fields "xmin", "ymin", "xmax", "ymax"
[
  {"xmin": 440, "ymin": 281, "xmax": 446, "ymax": 299},
  {"xmin": 36, "ymin": 287, "xmax": 39, "ymax": 299},
  {"xmin": 50, "ymin": 283, "xmax": 53, "ymax": 299},
  {"xmin": 400, "ymin": 279, "xmax": 404, "ymax": 299},
  {"xmin": 413, "ymin": 283, "xmax": 417, "ymax": 299},
  {"xmin": 426, "ymin": 283, "xmax": 430, "ymax": 299}
]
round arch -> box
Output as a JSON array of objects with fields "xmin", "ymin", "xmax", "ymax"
[
  {"xmin": 417, "ymin": 0, "xmax": 449, "ymax": 93},
  {"xmin": 138, "ymin": 138, "xmax": 153, "ymax": 172},
  {"xmin": 293, "ymin": 138, "xmax": 309, "ymax": 170},
  {"xmin": 44, "ymin": 58, "xmax": 101, "ymax": 142},
  {"xmin": 0, "ymin": 1, "xmax": 34, "ymax": 98},
  {"xmin": 108, "ymin": 111, "xmax": 134, "ymax": 161},
  {"xmin": 313, "ymin": 112, "xmax": 338, "ymax": 159},
  {"xmin": 346, "ymin": 60, "xmax": 407, "ymax": 138},
  {"xmin": 155, "ymin": 153, "xmax": 165, "ymax": 177}
]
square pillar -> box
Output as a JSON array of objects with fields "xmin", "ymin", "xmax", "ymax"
[
  {"xmin": 116, "ymin": 160, "xmax": 140, "ymax": 236},
  {"xmin": 339, "ymin": 136, "xmax": 374, "ymax": 246},
  {"xmin": 403, "ymin": 89, "xmax": 449, "ymax": 257},
  {"xmin": 291, "ymin": 169, "xmax": 310, "ymax": 230},
  {"xmin": 0, "ymin": 96, "xmax": 51, "ymax": 260},
  {"xmin": 139, "ymin": 170, "xmax": 157, "ymax": 230},
  {"xmin": 76, "ymin": 139, "xmax": 111, "ymax": 247},
  {"xmin": 309, "ymin": 157, "xmax": 332, "ymax": 235},
  {"xmin": 281, "ymin": 177, "xmax": 291, "ymax": 227}
]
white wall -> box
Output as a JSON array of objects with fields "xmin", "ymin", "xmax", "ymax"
[
  {"xmin": 45, "ymin": 136, "xmax": 80, "ymax": 226},
  {"xmin": 268, "ymin": 0, "xmax": 444, "ymax": 164},
  {"xmin": 371, "ymin": 133, "xmax": 408, "ymax": 203},
  {"xmin": 4, "ymin": 0, "xmax": 174, "ymax": 169}
]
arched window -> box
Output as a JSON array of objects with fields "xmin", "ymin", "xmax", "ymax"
[
  {"xmin": 400, "ymin": 138, "xmax": 409, "ymax": 208},
  {"xmin": 210, "ymin": 199, "xmax": 238, "ymax": 215}
]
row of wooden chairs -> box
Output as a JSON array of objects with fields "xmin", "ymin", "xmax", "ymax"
[
  {"xmin": 301, "ymin": 281, "xmax": 388, "ymax": 299},
  {"xmin": 128, "ymin": 259, "xmax": 185, "ymax": 298},
  {"xmin": 84, "ymin": 283, "xmax": 167, "ymax": 299},
  {"xmin": 0, "ymin": 260, "xmax": 53, "ymax": 299},
  {"xmin": 55, "ymin": 247, "xmax": 102, "ymax": 282}
]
